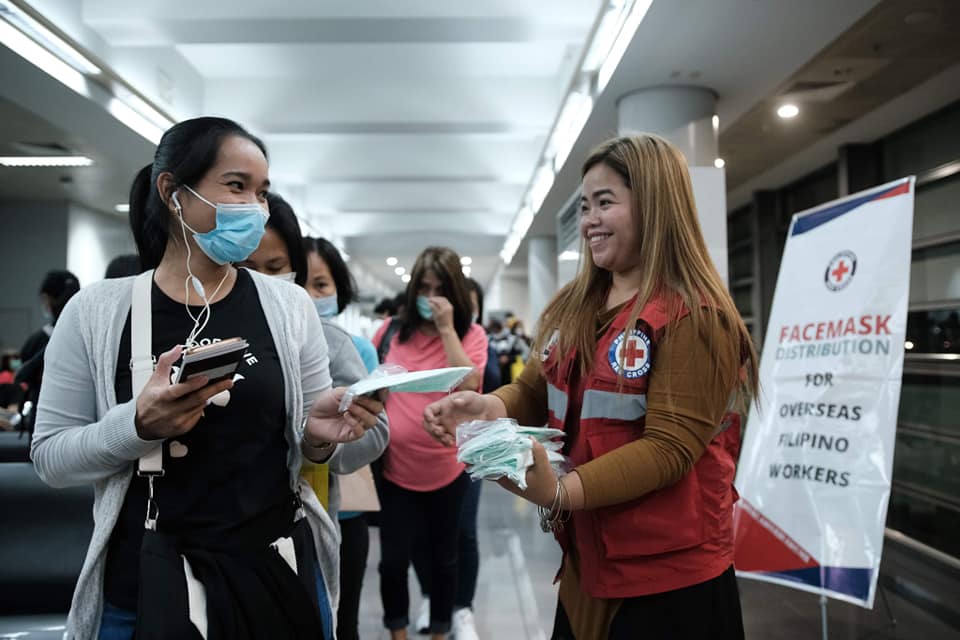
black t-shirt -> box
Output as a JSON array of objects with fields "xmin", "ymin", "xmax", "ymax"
[{"xmin": 104, "ymin": 269, "xmax": 291, "ymax": 610}]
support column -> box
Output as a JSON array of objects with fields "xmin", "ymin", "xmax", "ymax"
[
  {"xmin": 617, "ymin": 86, "xmax": 728, "ymax": 284},
  {"xmin": 528, "ymin": 236, "xmax": 557, "ymax": 331}
]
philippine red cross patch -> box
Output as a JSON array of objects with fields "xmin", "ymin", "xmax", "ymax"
[{"xmin": 608, "ymin": 329, "xmax": 651, "ymax": 379}]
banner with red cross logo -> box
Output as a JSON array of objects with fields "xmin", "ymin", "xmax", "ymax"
[{"xmin": 734, "ymin": 177, "xmax": 915, "ymax": 609}]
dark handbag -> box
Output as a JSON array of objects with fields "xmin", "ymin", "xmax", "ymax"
[{"xmin": 134, "ymin": 529, "xmax": 202, "ymax": 640}]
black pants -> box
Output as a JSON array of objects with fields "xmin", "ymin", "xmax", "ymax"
[
  {"xmin": 551, "ymin": 565, "xmax": 744, "ymax": 640},
  {"xmin": 336, "ymin": 514, "xmax": 369, "ymax": 640},
  {"xmin": 412, "ymin": 474, "xmax": 482, "ymax": 609},
  {"xmin": 378, "ymin": 473, "xmax": 470, "ymax": 634}
]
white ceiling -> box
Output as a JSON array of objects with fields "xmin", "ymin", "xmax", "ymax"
[
  {"xmin": 3, "ymin": 0, "xmax": 602, "ymax": 292},
  {"xmin": 527, "ymin": 0, "xmax": 884, "ymax": 239},
  {"xmin": 9, "ymin": 0, "xmax": 952, "ymax": 300}
]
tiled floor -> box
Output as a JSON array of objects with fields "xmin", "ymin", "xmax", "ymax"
[
  {"xmin": 355, "ymin": 486, "xmax": 960, "ymax": 639},
  {"xmin": 2, "ymin": 486, "xmax": 956, "ymax": 639}
]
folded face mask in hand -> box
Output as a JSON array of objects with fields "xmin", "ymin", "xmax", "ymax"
[
  {"xmin": 455, "ymin": 419, "xmax": 570, "ymax": 490},
  {"xmin": 338, "ymin": 364, "xmax": 472, "ymax": 412}
]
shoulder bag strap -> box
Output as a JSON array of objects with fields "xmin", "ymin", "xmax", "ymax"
[{"xmin": 132, "ymin": 271, "xmax": 164, "ymax": 484}]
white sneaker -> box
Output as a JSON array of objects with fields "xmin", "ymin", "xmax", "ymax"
[
  {"xmin": 415, "ymin": 597, "xmax": 430, "ymax": 634},
  {"xmin": 452, "ymin": 608, "xmax": 479, "ymax": 640}
]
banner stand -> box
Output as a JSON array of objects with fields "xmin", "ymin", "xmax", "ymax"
[
  {"xmin": 818, "ymin": 582, "xmax": 899, "ymax": 640},
  {"xmin": 820, "ymin": 595, "xmax": 828, "ymax": 640},
  {"xmin": 879, "ymin": 583, "xmax": 898, "ymax": 629}
]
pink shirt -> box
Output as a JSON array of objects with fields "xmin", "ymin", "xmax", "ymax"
[{"xmin": 373, "ymin": 322, "xmax": 488, "ymax": 491}]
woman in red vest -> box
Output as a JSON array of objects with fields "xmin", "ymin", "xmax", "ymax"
[{"xmin": 423, "ymin": 134, "xmax": 758, "ymax": 639}]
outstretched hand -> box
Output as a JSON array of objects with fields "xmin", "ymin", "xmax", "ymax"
[
  {"xmin": 422, "ymin": 390, "xmax": 492, "ymax": 447},
  {"xmin": 306, "ymin": 387, "xmax": 385, "ymax": 445}
]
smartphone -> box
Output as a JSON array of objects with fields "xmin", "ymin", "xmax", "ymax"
[{"xmin": 174, "ymin": 337, "xmax": 249, "ymax": 385}]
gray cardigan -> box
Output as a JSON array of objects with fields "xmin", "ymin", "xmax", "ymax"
[
  {"xmin": 30, "ymin": 270, "xmax": 341, "ymax": 640},
  {"xmin": 319, "ymin": 317, "xmax": 389, "ymax": 517}
]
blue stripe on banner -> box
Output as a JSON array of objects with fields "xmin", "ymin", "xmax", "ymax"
[
  {"xmin": 764, "ymin": 566, "xmax": 873, "ymax": 601},
  {"xmin": 791, "ymin": 181, "xmax": 907, "ymax": 237}
]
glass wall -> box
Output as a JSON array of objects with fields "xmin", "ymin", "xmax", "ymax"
[
  {"xmin": 884, "ymin": 102, "xmax": 960, "ymax": 559},
  {"xmin": 727, "ymin": 99, "xmax": 960, "ymax": 559}
]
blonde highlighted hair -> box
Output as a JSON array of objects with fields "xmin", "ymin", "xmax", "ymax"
[{"xmin": 534, "ymin": 134, "xmax": 758, "ymax": 409}]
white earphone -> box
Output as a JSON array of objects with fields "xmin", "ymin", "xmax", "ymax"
[{"xmin": 171, "ymin": 190, "xmax": 182, "ymax": 212}]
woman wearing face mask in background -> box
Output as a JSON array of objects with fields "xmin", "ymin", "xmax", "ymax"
[
  {"xmin": 410, "ymin": 277, "xmax": 498, "ymax": 639},
  {"xmin": 242, "ymin": 195, "xmax": 389, "ymax": 640},
  {"xmin": 303, "ymin": 237, "xmax": 379, "ymax": 375},
  {"xmin": 373, "ymin": 246, "xmax": 487, "ymax": 640},
  {"xmin": 30, "ymin": 117, "xmax": 384, "ymax": 640}
]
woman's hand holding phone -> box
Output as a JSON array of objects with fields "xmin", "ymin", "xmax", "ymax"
[{"xmin": 134, "ymin": 345, "xmax": 235, "ymax": 440}]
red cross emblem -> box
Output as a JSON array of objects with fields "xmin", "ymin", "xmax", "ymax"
[
  {"xmin": 825, "ymin": 251, "xmax": 857, "ymax": 291},
  {"xmin": 831, "ymin": 260, "xmax": 850, "ymax": 283},
  {"xmin": 608, "ymin": 329, "xmax": 651, "ymax": 379},
  {"xmin": 621, "ymin": 337, "xmax": 646, "ymax": 368}
]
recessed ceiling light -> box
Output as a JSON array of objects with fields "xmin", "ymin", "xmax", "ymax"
[
  {"xmin": 115, "ymin": 203, "xmax": 130, "ymax": 213},
  {"xmin": 714, "ymin": 158, "xmax": 725, "ymax": 169},
  {"xmin": 777, "ymin": 104, "xmax": 799, "ymax": 119},
  {"xmin": 460, "ymin": 256, "xmax": 473, "ymax": 266},
  {"xmin": 401, "ymin": 274, "xmax": 411, "ymax": 283},
  {"xmin": 386, "ymin": 257, "xmax": 398, "ymax": 266},
  {"xmin": 394, "ymin": 267, "xmax": 405, "ymax": 276},
  {"xmin": 0, "ymin": 155, "xmax": 92, "ymax": 167}
]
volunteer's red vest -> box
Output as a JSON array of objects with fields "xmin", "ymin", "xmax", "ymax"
[{"xmin": 542, "ymin": 293, "xmax": 741, "ymax": 598}]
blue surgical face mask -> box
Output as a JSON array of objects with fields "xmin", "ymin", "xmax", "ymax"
[
  {"xmin": 313, "ymin": 294, "xmax": 339, "ymax": 318},
  {"xmin": 416, "ymin": 295, "xmax": 433, "ymax": 320},
  {"xmin": 178, "ymin": 185, "xmax": 268, "ymax": 265}
]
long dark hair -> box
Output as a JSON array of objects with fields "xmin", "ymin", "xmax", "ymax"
[
  {"xmin": 128, "ymin": 117, "xmax": 267, "ymax": 269},
  {"xmin": 265, "ymin": 192, "xmax": 308, "ymax": 287},
  {"xmin": 303, "ymin": 237, "xmax": 357, "ymax": 313},
  {"xmin": 397, "ymin": 246, "xmax": 472, "ymax": 343}
]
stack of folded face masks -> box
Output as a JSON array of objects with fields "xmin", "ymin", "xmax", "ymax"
[{"xmin": 456, "ymin": 419, "xmax": 568, "ymax": 490}]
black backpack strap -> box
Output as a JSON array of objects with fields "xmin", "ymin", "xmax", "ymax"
[{"xmin": 377, "ymin": 318, "xmax": 401, "ymax": 364}]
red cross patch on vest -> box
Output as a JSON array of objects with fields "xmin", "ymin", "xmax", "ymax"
[{"xmin": 608, "ymin": 328, "xmax": 651, "ymax": 379}]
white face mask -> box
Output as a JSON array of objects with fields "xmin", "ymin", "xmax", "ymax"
[{"xmin": 270, "ymin": 272, "xmax": 297, "ymax": 283}]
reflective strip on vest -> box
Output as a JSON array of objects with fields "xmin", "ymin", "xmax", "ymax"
[
  {"xmin": 547, "ymin": 382, "xmax": 568, "ymax": 423},
  {"xmin": 581, "ymin": 389, "xmax": 647, "ymax": 422}
]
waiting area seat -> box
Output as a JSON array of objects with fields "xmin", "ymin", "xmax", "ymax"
[{"xmin": 0, "ymin": 461, "xmax": 92, "ymax": 637}]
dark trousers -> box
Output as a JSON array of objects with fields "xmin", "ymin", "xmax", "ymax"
[
  {"xmin": 551, "ymin": 565, "xmax": 745, "ymax": 640},
  {"xmin": 378, "ymin": 473, "xmax": 470, "ymax": 634},
  {"xmin": 336, "ymin": 514, "xmax": 369, "ymax": 640},
  {"xmin": 413, "ymin": 474, "xmax": 482, "ymax": 610}
]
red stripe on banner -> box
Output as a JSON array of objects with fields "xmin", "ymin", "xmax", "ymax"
[
  {"xmin": 872, "ymin": 180, "xmax": 911, "ymax": 202},
  {"xmin": 733, "ymin": 499, "xmax": 819, "ymax": 573}
]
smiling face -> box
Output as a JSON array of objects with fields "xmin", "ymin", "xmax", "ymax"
[
  {"xmin": 167, "ymin": 135, "xmax": 271, "ymax": 234},
  {"xmin": 579, "ymin": 162, "xmax": 639, "ymax": 275}
]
